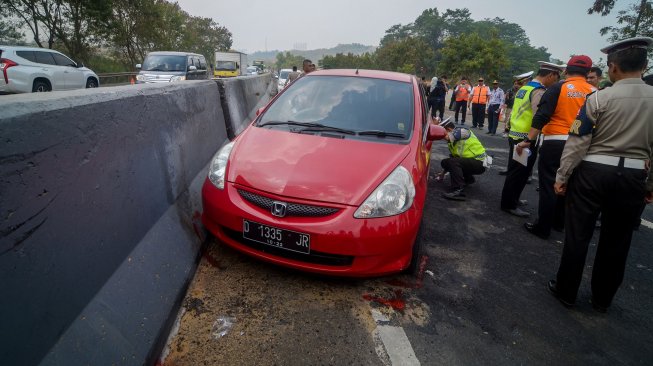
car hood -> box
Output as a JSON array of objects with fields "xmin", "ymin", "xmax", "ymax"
[{"xmin": 228, "ymin": 127, "xmax": 411, "ymax": 206}]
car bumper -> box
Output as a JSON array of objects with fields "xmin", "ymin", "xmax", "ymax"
[{"xmin": 201, "ymin": 179, "xmax": 421, "ymax": 277}]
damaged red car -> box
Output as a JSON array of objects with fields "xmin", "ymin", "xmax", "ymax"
[{"xmin": 202, "ymin": 69, "xmax": 446, "ymax": 277}]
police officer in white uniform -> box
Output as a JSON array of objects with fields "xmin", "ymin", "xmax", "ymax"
[{"xmin": 547, "ymin": 37, "xmax": 653, "ymax": 312}]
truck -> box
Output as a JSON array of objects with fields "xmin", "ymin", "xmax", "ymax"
[
  {"xmin": 214, "ymin": 51, "xmax": 247, "ymax": 78},
  {"xmin": 252, "ymin": 60, "xmax": 266, "ymax": 72}
]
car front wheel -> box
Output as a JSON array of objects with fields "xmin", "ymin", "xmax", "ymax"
[
  {"xmin": 405, "ymin": 220, "xmax": 425, "ymax": 275},
  {"xmin": 86, "ymin": 78, "xmax": 98, "ymax": 88},
  {"xmin": 32, "ymin": 80, "xmax": 51, "ymax": 92}
]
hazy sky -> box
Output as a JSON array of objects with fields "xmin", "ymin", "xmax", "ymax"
[{"xmin": 176, "ymin": 0, "xmax": 627, "ymax": 64}]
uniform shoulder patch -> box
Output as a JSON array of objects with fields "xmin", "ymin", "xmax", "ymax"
[{"xmin": 569, "ymin": 103, "xmax": 594, "ymax": 136}]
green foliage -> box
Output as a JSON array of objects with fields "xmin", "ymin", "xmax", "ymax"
[
  {"xmin": 375, "ymin": 37, "xmax": 435, "ymax": 75},
  {"xmin": 438, "ymin": 32, "xmax": 509, "ymax": 81},
  {"xmin": 0, "ymin": 0, "xmax": 232, "ymax": 70},
  {"xmin": 0, "ymin": 18, "xmax": 24, "ymax": 44},
  {"xmin": 274, "ymin": 52, "xmax": 305, "ymax": 70},
  {"xmin": 320, "ymin": 52, "xmax": 375, "ymax": 69}
]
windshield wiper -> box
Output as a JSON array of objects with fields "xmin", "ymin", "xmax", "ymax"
[
  {"xmin": 146, "ymin": 68, "xmax": 166, "ymax": 71},
  {"xmin": 259, "ymin": 121, "xmax": 355, "ymax": 134},
  {"xmin": 357, "ymin": 130, "xmax": 406, "ymax": 138}
]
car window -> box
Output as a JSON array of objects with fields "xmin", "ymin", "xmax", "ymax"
[
  {"xmin": 279, "ymin": 70, "xmax": 290, "ymax": 79},
  {"xmin": 199, "ymin": 56, "xmax": 207, "ymax": 70},
  {"xmin": 142, "ymin": 55, "xmax": 187, "ymax": 72},
  {"xmin": 52, "ymin": 53, "xmax": 76, "ymax": 67},
  {"xmin": 193, "ymin": 57, "xmax": 201, "ymax": 69},
  {"xmin": 34, "ymin": 51, "xmax": 56, "ymax": 65},
  {"xmin": 258, "ymin": 75, "xmax": 414, "ymax": 142},
  {"xmin": 16, "ymin": 51, "xmax": 36, "ymax": 62}
]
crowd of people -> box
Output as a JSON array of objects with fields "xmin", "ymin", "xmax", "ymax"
[{"xmin": 428, "ymin": 37, "xmax": 653, "ymax": 313}]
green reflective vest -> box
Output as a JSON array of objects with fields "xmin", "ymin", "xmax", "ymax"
[
  {"xmin": 508, "ymin": 81, "xmax": 545, "ymax": 140},
  {"xmin": 448, "ymin": 130, "xmax": 486, "ymax": 161}
]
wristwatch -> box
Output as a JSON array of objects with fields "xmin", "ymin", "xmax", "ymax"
[{"xmin": 522, "ymin": 138, "xmax": 532, "ymax": 144}]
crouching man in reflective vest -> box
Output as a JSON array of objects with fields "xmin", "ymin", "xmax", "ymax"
[{"xmin": 438, "ymin": 118, "xmax": 489, "ymax": 201}]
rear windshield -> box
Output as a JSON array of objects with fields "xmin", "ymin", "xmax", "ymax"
[
  {"xmin": 258, "ymin": 75, "xmax": 414, "ymax": 142},
  {"xmin": 216, "ymin": 61, "xmax": 236, "ymax": 70},
  {"xmin": 142, "ymin": 55, "xmax": 187, "ymax": 72}
]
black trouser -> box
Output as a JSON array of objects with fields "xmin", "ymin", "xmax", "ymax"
[
  {"xmin": 449, "ymin": 93, "xmax": 456, "ymax": 110},
  {"xmin": 487, "ymin": 104, "xmax": 501, "ymax": 134},
  {"xmin": 455, "ymin": 101, "xmax": 467, "ymax": 123},
  {"xmin": 430, "ymin": 98, "xmax": 445, "ymax": 120},
  {"xmin": 500, "ymin": 138, "xmax": 538, "ymax": 210},
  {"xmin": 555, "ymin": 161, "xmax": 647, "ymax": 306},
  {"xmin": 441, "ymin": 157, "xmax": 486, "ymax": 190},
  {"xmin": 533, "ymin": 139, "xmax": 566, "ymax": 235},
  {"xmin": 471, "ymin": 103, "xmax": 486, "ymax": 127}
]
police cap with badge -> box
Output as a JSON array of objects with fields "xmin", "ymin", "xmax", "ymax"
[
  {"xmin": 438, "ymin": 117, "xmax": 455, "ymax": 129},
  {"xmin": 514, "ymin": 71, "xmax": 534, "ymax": 83},
  {"xmin": 538, "ymin": 61, "xmax": 565, "ymax": 73}
]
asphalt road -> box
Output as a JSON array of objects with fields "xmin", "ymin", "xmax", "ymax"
[{"xmin": 162, "ymin": 115, "xmax": 653, "ymax": 366}]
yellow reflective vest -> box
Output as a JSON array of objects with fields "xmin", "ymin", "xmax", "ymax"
[
  {"xmin": 508, "ymin": 81, "xmax": 545, "ymax": 141},
  {"xmin": 448, "ymin": 129, "xmax": 486, "ymax": 161}
]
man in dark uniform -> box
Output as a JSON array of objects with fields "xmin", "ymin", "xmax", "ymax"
[{"xmin": 548, "ymin": 37, "xmax": 653, "ymax": 312}]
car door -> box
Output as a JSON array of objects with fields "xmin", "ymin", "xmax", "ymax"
[
  {"xmin": 52, "ymin": 52, "xmax": 84, "ymax": 89},
  {"xmin": 33, "ymin": 51, "xmax": 65, "ymax": 90}
]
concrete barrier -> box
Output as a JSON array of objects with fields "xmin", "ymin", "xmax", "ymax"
[
  {"xmin": 0, "ymin": 81, "xmax": 229, "ymax": 366},
  {"xmin": 216, "ymin": 73, "xmax": 276, "ymax": 139}
]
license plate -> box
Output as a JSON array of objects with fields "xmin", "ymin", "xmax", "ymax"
[{"xmin": 243, "ymin": 220, "xmax": 310, "ymax": 254}]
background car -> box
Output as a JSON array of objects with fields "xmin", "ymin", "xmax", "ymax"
[
  {"xmin": 0, "ymin": 45, "xmax": 99, "ymax": 93},
  {"xmin": 277, "ymin": 68, "xmax": 292, "ymax": 90},
  {"xmin": 245, "ymin": 66, "xmax": 259, "ymax": 76},
  {"xmin": 135, "ymin": 51, "xmax": 209, "ymax": 83},
  {"xmin": 202, "ymin": 69, "xmax": 446, "ymax": 277}
]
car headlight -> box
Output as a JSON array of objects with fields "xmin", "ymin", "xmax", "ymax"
[
  {"xmin": 170, "ymin": 75, "xmax": 186, "ymax": 82},
  {"xmin": 136, "ymin": 74, "xmax": 145, "ymax": 81},
  {"xmin": 208, "ymin": 141, "xmax": 235, "ymax": 189},
  {"xmin": 354, "ymin": 166, "xmax": 415, "ymax": 218}
]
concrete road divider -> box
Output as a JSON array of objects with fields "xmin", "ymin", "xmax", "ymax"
[
  {"xmin": 0, "ymin": 81, "xmax": 232, "ymax": 366},
  {"xmin": 216, "ymin": 73, "xmax": 275, "ymax": 139}
]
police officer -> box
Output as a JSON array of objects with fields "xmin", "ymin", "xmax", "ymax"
[
  {"xmin": 522, "ymin": 55, "xmax": 596, "ymax": 238},
  {"xmin": 499, "ymin": 71, "xmax": 533, "ymax": 172},
  {"xmin": 500, "ymin": 62, "xmax": 563, "ymax": 217},
  {"xmin": 438, "ymin": 118, "xmax": 488, "ymax": 201},
  {"xmin": 548, "ymin": 37, "xmax": 653, "ymax": 311}
]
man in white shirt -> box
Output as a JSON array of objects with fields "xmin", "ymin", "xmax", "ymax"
[{"xmin": 487, "ymin": 80, "xmax": 505, "ymax": 135}]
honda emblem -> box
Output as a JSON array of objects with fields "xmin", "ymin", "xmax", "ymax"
[{"xmin": 271, "ymin": 201, "xmax": 287, "ymax": 217}]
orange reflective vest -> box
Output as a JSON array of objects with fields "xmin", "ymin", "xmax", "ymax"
[
  {"xmin": 455, "ymin": 85, "xmax": 470, "ymax": 102},
  {"xmin": 542, "ymin": 76, "xmax": 596, "ymax": 136},
  {"xmin": 470, "ymin": 85, "xmax": 489, "ymax": 104}
]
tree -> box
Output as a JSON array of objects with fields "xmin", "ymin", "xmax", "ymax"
[
  {"xmin": 320, "ymin": 52, "xmax": 375, "ymax": 69},
  {"xmin": 375, "ymin": 36, "xmax": 435, "ymax": 75},
  {"xmin": 0, "ymin": 18, "xmax": 24, "ymax": 44},
  {"xmin": 438, "ymin": 32, "xmax": 509, "ymax": 81},
  {"xmin": 1, "ymin": 0, "xmax": 112, "ymax": 62},
  {"xmin": 274, "ymin": 52, "xmax": 305, "ymax": 70}
]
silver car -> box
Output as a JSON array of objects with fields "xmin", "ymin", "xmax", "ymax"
[
  {"xmin": 0, "ymin": 45, "xmax": 99, "ymax": 93},
  {"xmin": 135, "ymin": 51, "xmax": 209, "ymax": 83}
]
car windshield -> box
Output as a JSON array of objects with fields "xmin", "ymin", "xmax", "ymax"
[
  {"xmin": 142, "ymin": 55, "xmax": 187, "ymax": 72},
  {"xmin": 258, "ymin": 75, "xmax": 413, "ymax": 142},
  {"xmin": 216, "ymin": 60, "xmax": 236, "ymax": 70},
  {"xmin": 279, "ymin": 70, "xmax": 291, "ymax": 79},
  {"xmin": 247, "ymin": 67, "xmax": 257, "ymax": 72}
]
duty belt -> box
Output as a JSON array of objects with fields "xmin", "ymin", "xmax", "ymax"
[
  {"xmin": 542, "ymin": 134, "xmax": 568, "ymax": 141},
  {"xmin": 583, "ymin": 154, "xmax": 646, "ymax": 170}
]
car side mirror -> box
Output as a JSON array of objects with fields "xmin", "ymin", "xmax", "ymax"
[
  {"xmin": 135, "ymin": 64, "xmax": 142, "ymax": 69},
  {"xmin": 427, "ymin": 124, "xmax": 447, "ymax": 141},
  {"xmin": 256, "ymin": 107, "xmax": 265, "ymax": 116},
  {"xmin": 188, "ymin": 65, "xmax": 197, "ymax": 71}
]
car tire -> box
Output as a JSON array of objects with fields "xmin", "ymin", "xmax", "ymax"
[
  {"xmin": 86, "ymin": 78, "xmax": 98, "ymax": 88},
  {"xmin": 32, "ymin": 80, "xmax": 51, "ymax": 92},
  {"xmin": 405, "ymin": 221, "xmax": 425, "ymax": 275}
]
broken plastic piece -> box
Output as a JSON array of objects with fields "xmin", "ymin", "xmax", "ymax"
[{"xmin": 211, "ymin": 316, "xmax": 236, "ymax": 339}]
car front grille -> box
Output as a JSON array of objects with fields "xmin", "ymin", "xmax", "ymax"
[
  {"xmin": 221, "ymin": 226, "xmax": 354, "ymax": 267},
  {"xmin": 238, "ymin": 189, "xmax": 339, "ymax": 217}
]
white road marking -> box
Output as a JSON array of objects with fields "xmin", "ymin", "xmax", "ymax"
[
  {"xmin": 640, "ymin": 219, "xmax": 653, "ymax": 230},
  {"xmin": 370, "ymin": 309, "xmax": 420, "ymax": 366}
]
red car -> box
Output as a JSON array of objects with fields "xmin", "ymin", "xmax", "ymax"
[{"xmin": 202, "ymin": 69, "xmax": 446, "ymax": 277}]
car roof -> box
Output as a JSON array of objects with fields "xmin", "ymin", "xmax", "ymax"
[
  {"xmin": 307, "ymin": 69, "xmax": 414, "ymax": 83},
  {"xmin": 147, "ymin": 51, "xmax": 204, "ymax": 57},
  {"xmin": 0, "ymin": 45, "xmax": 64, "ymax": 53}
]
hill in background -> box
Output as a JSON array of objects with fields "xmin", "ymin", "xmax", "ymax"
[{"xmin": 249, "ymin": 43, "xmax": 376, "ymax": 64}]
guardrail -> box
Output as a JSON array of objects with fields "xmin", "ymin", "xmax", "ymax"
[{"xmin": 98, "ymin": 71, "xmax": 138, "ymax": 85}]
